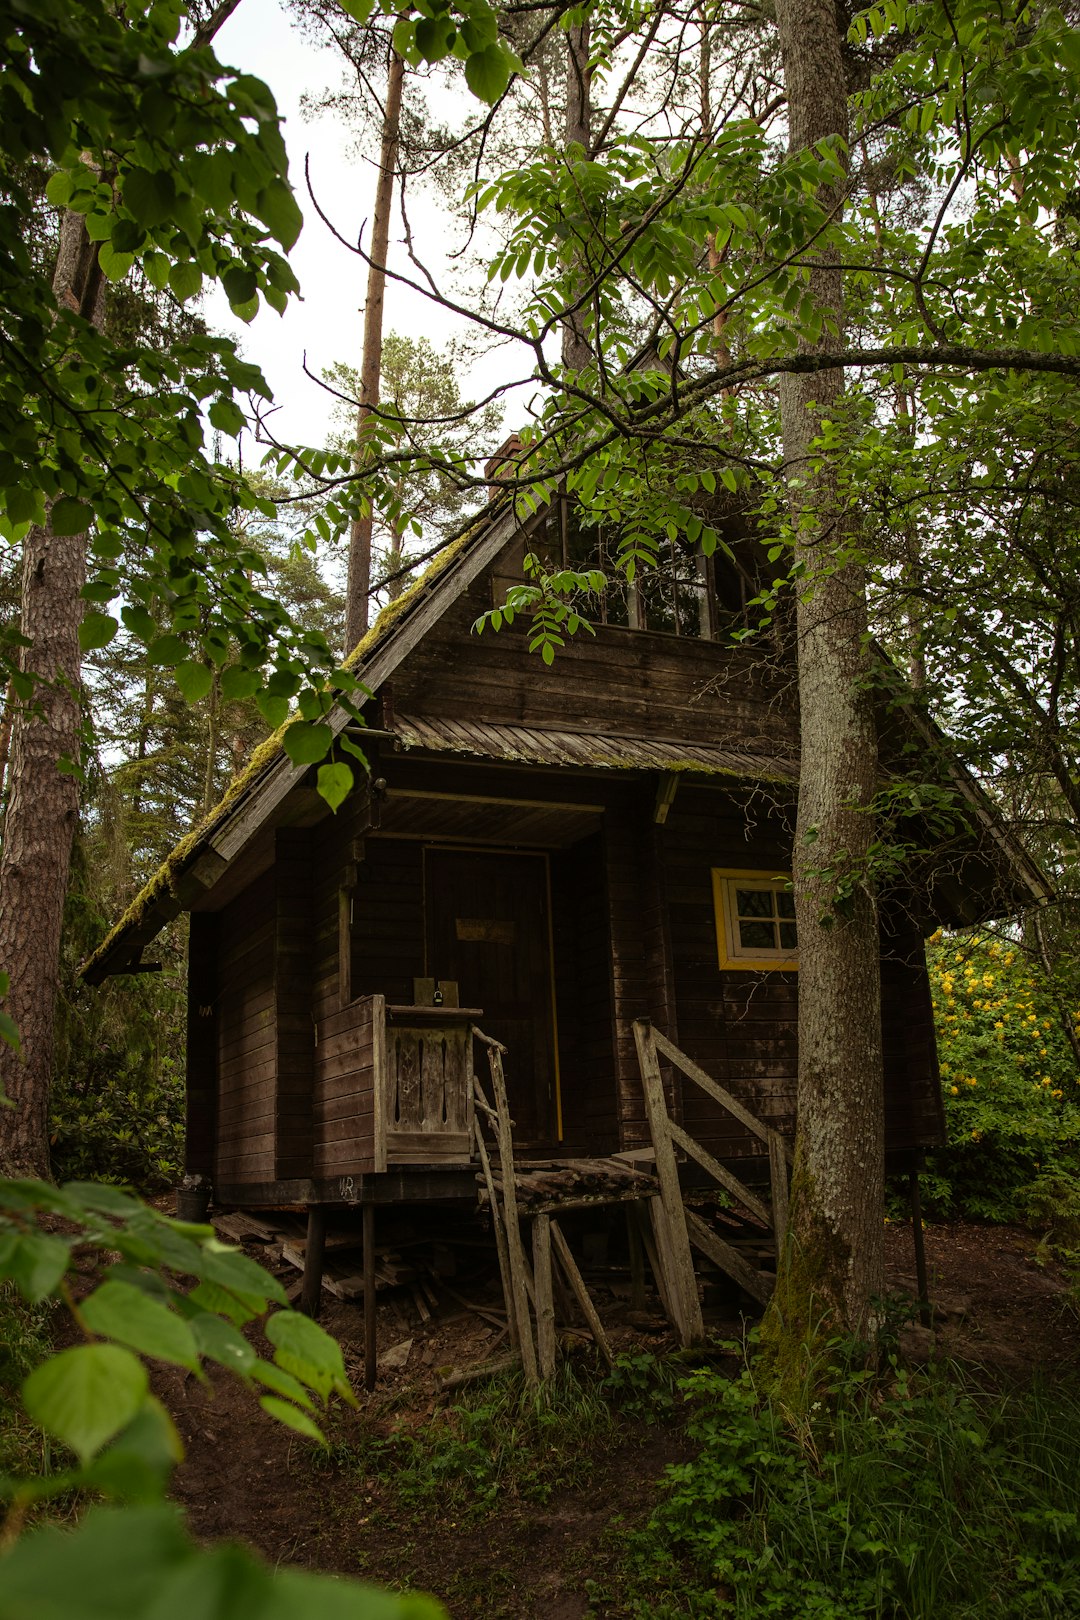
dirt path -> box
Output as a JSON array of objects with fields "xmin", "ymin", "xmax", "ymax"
[{"xmin": 159, "ymin": 1220, "xmax": 1080, "ymax": 1617}]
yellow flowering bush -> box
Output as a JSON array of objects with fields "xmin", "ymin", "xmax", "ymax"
[{"xmin": 925, "ymin": 932, "xmax": 1080, "ymax": 1225}]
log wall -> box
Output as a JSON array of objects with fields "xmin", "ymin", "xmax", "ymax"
[{"xmin": 214, "ymin": 868, "xmax": 276, "ymax": 1186}]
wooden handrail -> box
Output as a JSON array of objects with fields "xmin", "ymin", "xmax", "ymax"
[{"xmin": 646, "ymin": 1022, "xmax": 794, "ymax": 1166}]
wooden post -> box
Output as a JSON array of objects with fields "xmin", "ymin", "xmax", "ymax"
[
  {"xmin": 484, "ymin": 1040, "xmax": 538, "ymax": 1382},
  {"xmin": 473, "ymin": 1101, "xmax": 519, "ymax": 1350},
  {"xmin": 909, "ymin": 1168, "xmax": 931, "ymax": 1328},
  {"xmin": 632, "ymin": 1019, "xmax": 704, "ymax": 1345},
  {"xmin": 362, "ymin": 1201, "xmax": 378, "ymax": 1389},
  {"xmin": 300, "ymin": 1205, "xmax": 327, "ymax": 1319},
  {"xmin": 532, "ymin": 1214, "xmax": 557, "ymax": 1378},
  {"xmin": 627, "ymin": 1206, "xmax": 647, "ymax": 1311},
  {"xmin": 767, "ymin": 1127, "xmax": 790, "ymax": 1255},
  {"xmin": 550, "ymin": 1220, "xmax": 613, "ymax": 1367}
]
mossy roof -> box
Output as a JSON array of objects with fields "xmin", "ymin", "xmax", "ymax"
[{"xmin": 81, "ymin": 514, "xmax": 495, "ymax": 981}]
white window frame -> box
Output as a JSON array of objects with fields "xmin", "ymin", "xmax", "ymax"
[{"xmin": 712, "ymin": 868, "xmax": 799, "ymax": 972}]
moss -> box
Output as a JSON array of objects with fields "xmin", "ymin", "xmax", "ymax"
[
  {"xmin": 81, "ymin": 521, "xmax": 489, "ymax": 981},
  {"xmin": 757, "ymin": 1156, "xmax": 858, "ymax": 1414}
]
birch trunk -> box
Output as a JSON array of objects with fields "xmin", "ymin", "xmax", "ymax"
[
  {"xmin": 344, "ymin": 48, "xmax": 405, "ymax": 652},
  {"xmin": 763, "ymin": 0, "xmax": 885, "ymax": 1360}
]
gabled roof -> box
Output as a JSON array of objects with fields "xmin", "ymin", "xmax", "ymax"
[
  {"xmin": 82, "ymin": 496, "xmax": 523, "ymax": 983},
  {"xmin": 83, "ymin": 488, "xmax": 1052, "ymax": 982}
]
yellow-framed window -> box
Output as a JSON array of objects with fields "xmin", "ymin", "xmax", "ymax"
[{"xmin": 712, "ymin": 868, "xmax": 799, "ymax": 971}]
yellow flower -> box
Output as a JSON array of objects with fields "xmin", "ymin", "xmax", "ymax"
[
  {"xmin": 1053, "ymin": 1090, "xmax": 1064, "ymax": 1099},
  {"xmin": 966, "ymin": 1077, "xmax": 977, "ymax": 1086},
  {"xmin": 950, "ymin": 1084, "xmax": 959, "ymax": 1095},
  {"xmin": 994, "ymin": 1021, "xmax": 1004, "ymax": 1030}
]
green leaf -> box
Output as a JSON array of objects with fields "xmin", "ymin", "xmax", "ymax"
[
  {"xmin": 0, "ymin": 1505, "xmax": 192, "ymax": 1619},
  {"xmin": 265, "ymin": 1309, "xmax": 353, "ymax": 1403},
  {"xmin": 52, "ymin": 496, "xmax": 92, "ymax": 536},
  {"xmin": 219, "ymin": 665, "xmax": 260, "ymax": 701},
  {"xmin": 173, "ymin": 661, "xmax": 213, "ymax": 704},
  {"xmin": 317, "ymin": 761, "xmax": 353, "ymax": 812},
  {"xmin": 45, "ymin": 170, "xmax": 75, "ymax": 208},
  {"xmin": 207, "ymin": 399, "xmax": 246, "ymax": 436},
  {"xmin": 146, "ymin": 634, "xmax": 189, "ymax": 666},
  {"xmin": 79, "ymin": 613, "xmax": 119, "ymax": 653},
  {"xmin": 82, "ymin": 1397, "xmax": 185, "ymax": 1503},
  {"xmin": 168, "ymin": 260, "xmax": 202, "ymax": 302},
  {"xmin": 222, "ymin": 266, "xmax": 258, "ymax": 307},
  {"xmin": 464, "ymin": 43, "xmax": 514, "ymax": 105},
  {"xmin": 256, "ymin": 692, "xmax": 289, "ymax": 729},
  {"xmin": 249, "ymin": 1361, "xmax": 314, "ymax": 1410},
  {"xmin": 188, "ymin": 1312, "xmax": 256, "ymax": 1375},
  {"xmin": 80, "ymin": 1280, "xmax": 202, "ymax": 1373},
  {"xmin": 258, "ymin": 1396, "xmax": 326, "ymax": 1444},
  {"xmin": 254, "ymin": 180, "xmax": 303, "ymax": 251},
  {"xmin": 5, "ymin": 1231, "xmax": 71, "ymax": 1301},
  {"xmin": 122, "ymin": 605, "xmax": 158, "ymax": 642},
  {"xmin": 98, "ymin": 243, "xmax": 135, "ymax": 283},
  {"xmin": 122, "ymin": 166, "xmax": 176, "ymax": 228},
  {"xmin": 200, "ymin": 1243, "xmax": 287, "ymax": 1306},
  {"xmin": 281, "ymin": 721, "xmax": 334, "ymax": 767},
  {"xmin": 23, "ymin": 1344, "xmax": 148, "ymax": 1464}
]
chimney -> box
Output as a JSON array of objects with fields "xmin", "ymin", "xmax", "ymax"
[{"xmin": 484, "ymin": 433, "xmax": 523, "ymax": 501}]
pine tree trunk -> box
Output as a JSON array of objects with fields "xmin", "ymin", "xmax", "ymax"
[
  {"xmin": 762, "ymin": 0, "xmax": 885, "ymax": 1367},
  {"xmin": 344, "ymin": 48, "xmax": 405, "ymax": 652},
  {"xmin": 562, "ymin": 22, "xmax": 592, "ymax": 371},
  {"xmin": 0, "ymin": 209, "xmax": 101, "ymax": 1176}
]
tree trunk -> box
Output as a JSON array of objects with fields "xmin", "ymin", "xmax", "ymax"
[
  {"xmin": 562, "ymin": 22, "xmax": 592, "ymax": 372},
  {"xmin": 344, "ymin": 48, "xmax": 405, "ymax": 653},
  {"xmin": 762, "ymin": 0, "xmax": 885, "ymax": 1373},
  {"xmin": 0, "ymin": 209, "xmax": 102, "ymax": 1175}
]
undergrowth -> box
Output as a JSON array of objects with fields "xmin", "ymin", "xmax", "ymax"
[
  {"xmin": 0, "ymin": 1285, "xmax": 56, "ymax": 1481},
  {"xmin": 332, "ymin": 1360, "xmax": 624, "ymax": 1522},
  {"xmin": 596, "ymin": 1345, "xmax": 1080, "ymax": 1619}
]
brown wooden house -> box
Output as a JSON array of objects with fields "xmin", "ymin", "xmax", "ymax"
[{"xmin": 84, "ymin": 484, "xmax": 1049, "ymax": 1219}]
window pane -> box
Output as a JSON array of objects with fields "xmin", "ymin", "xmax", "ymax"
[
  {"xmin": 739, "ymin": 920, "xmax": 776, "ymax": 950},
  {"xmin": 776, "ymin": 891, "xmax": 796, "ymax": 918},
  {"xmin": 736, "ymin": 889, "xmax": 774, "ymax": 918},
  {"xmin": 779, "ymin": 922, "xmax": 798, "ymax": 950}
]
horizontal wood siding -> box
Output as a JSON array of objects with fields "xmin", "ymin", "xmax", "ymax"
[
  {"xmin": 275, "ymin": 828, "xmax": 314, "ymax": 1180},
  {"xmin": 352, "ymin": 838, "xmax": 425, "ymax": 1006},
  {"xmin": 390, "ymin": 572, "xmax": 799, "ymax": 755},
  {"xmin": 551, "ymin": 832, "xmax": 618, "ymax": 1152},
  {"xmin": 665, "ymin": 785, "xmax": 799, "ymax": 1161},
  {"xmin": 185, "ymin": 912, "xmax": 217, "ymax": 1178},
  {"xmin": 313, "ymin": 997, "xmax": 377, "ymax": 1177},
  {"xmin": 215, "ymin": 869, "xmax": 276, "ymax": 1186}
]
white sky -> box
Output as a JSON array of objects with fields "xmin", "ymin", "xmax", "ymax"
[{"xmin": 206, "ymin": 0, "xmax": 515, "ymax": 453}]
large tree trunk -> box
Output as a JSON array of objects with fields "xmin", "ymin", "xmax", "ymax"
[
  {"xmin": 763, "ymin": 0, "xmax": 884, "ymax": 1369},
  {"xmin": 0, "ymin": 210, "xmax": 102, "ymax": 1176},
  {"xmin": 344, "ymin": 47, "xmax": 405, "ymax": 652}
]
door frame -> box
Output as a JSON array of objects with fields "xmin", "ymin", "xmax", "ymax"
[{"xmin": 421, "ymin": 841, "xmax": 564, "ymax": 1142}]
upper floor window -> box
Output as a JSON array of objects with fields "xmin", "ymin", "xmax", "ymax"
[
  {"xmin": 531, "ymin": 495, "xmax": 754, "ymax": 642},
  {"xmin": 712, "ymin": 869, "xmax": 799, "ymax": 971}
]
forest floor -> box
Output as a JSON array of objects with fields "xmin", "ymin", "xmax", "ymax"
[{"xmin": 156, "ymin": 1213, "xmax": 1080, "ymax": 1619}]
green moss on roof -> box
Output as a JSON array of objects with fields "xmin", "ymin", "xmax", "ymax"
[{"xmin": 81, "ymin": 521, "xmax": 487, "ymax": 980}]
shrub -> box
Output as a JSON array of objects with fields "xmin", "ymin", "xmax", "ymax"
[{"xmin": 924, "ymin": 934, "xmax": 1080, "ymax": 1224}]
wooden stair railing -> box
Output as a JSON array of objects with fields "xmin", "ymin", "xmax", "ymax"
[{"xmin": 632, "ymin": 1019, "xmax": 794, "ymax": 1336}]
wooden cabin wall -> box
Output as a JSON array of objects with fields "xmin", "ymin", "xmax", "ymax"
[
  {"xmin": 550, "ymin": 831, "xmax": 618, "ymax": 1151},
  {"xmin": 606, "ymin": 792, "xmax": 679, "ymax": 1150},
  {"xmin": 390, "ymin": 573, "xmax": 799, "ymax": 755},
  {"xmin": 662, "ymin": 784, "xmax": 799, "ymax": 1162},
  {"xmin": 273, "ymin": 829, "xmax": 314, "ymax": 1180},
  {"xmin": 214, "ymin": 868, "xmax": 276, "ymax": 1187},
  {"xmin": 308, "ymin": 790, "xmax": 379, "ymax": 1178},
  {"xmin": 351, "ymin": 837, "xmax": 425, "ymax": 1003},
  {"xmin": 185, "ymin": 912, "xmax": 217, "ymax": 1178}
]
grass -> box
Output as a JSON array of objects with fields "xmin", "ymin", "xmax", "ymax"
[
  {"xmin": 597, "ymin": 1344, "xmax": 1080, "ymax": 1619},
  {"xmin": 0, "ymin": 1285, "xmax": 55, "ymax": 1482}
]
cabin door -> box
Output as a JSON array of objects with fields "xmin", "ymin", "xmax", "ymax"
[{"xmin": 424, "ymin": 848, "xmax": 557, "ymax": 1147}]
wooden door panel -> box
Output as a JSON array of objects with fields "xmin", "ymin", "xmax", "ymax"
[{"xmin": 425, "ymin": 849, "xmax": 555, "ymax": 1144}]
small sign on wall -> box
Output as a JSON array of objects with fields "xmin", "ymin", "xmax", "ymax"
[{"xmin": 456, "ymin": 918, "xmax": 517, "ymax": 945}]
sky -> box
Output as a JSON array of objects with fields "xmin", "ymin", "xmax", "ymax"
[{"xmin": 206, "ymin": 0, "xmax": 514, "ymax": 453}]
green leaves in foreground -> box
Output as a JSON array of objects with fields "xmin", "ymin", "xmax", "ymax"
[
  {"xmin": 0, "ymin": 1178, "xmax": 353, "ymax": 1502},
  {"xmin": 0, "ymin": 1506, "xmax": 448, "ymax": 1620}
]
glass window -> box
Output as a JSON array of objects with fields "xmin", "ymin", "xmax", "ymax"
[{"xmin": 712, "ymin": 870, "xmax": 799, "ymax": 971}]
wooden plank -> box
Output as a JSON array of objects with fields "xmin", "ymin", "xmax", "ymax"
[
  {"xmin": 473, "ymin": 1104, "xmax": 518, "ymax": 1352},
  {"xmin": 385, "ymin": 1130, "xmax": 471, "ymax": 1160},
  {"xmin": 652, "ymin": 1028, "xmax": 792, "ymax": 1153},
  {"xmin": 372, "ymin": 994, "xmax": 387, "ymax": 1174},
  {"xmin": 549, "ymin": 1220, "xmax": 613, "ymax": 1367},
  {"xmin": 485, "ymin": 1042, "xmax": 538, "ymax": 1383},
  {"xmin": 532, "ymin": 1213, "xmax": 557, "ymax": 1378},
  {"xmin": 668, "ymin": 1121, "xmax": 773, "ymax": 1228},
  {"xmin": 767, "ymin": 1127, "xmax": 790, "ymax": 1248},
  {"xmin": 683, "ymin": 1209, "xmax": 774, "ymax": 1307},
  {"xmin": 631, "ymin": 1020, "xmax": 703, "ymax": 1346}
]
